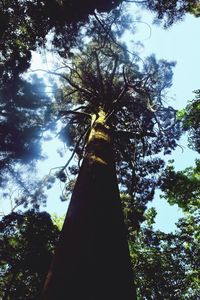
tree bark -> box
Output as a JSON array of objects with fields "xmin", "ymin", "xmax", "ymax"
[{"xmin": 41, "ymin": 110, "xmax": 136, "ymax": 299}]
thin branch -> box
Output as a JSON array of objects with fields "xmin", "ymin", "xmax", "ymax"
[
  {"xmin": 7, "ymin": 166, "xmax": 31, "ymax": 196},
  {"xmin": 105, "ymin": 84, "xmax": 128, "ymax": 122},
  {"xmin": 61, "ymin": 63, "xmax": 95, "ymax": 94},
  {"xmin": 72, "ymin": 105, "xmax": 88, "ymax": 112},
  {"xmin": 63, "ymin": 89, "xmax": 79, "ymax": 99},
  {"xmin": 59, "ymin": 110, "xmax": 92, "ymax": 119},
  {"xmin": 30, "ymin": 69, "xmax": 92, "ymax": 97},
  {"xmin": 115, "ymin": 130, "xmax": 156, "ymax": 139},
  {"xmin": 94, "ymin": 12, "xmax": 145, "ymax": 67},
  {"xmin": 58, "ymin": 124, "xmax": 91, "ymax": 174},
  {"xmin": 110, "ymin": 54, "xmax": 119, "ymax": 87},
  {"xmin": 94, "ymin": 51, "xmax": 105, "ymax": 100},
  {"xmin": 94, "ymin": 7, "xmax": 121, "ymax": 51}
]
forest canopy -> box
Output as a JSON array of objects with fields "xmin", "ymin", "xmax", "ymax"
[{"xmin": 0, "ymin": 1, "xmax": 199, "ymax": 299}]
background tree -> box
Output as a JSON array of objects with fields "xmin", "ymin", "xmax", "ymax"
[
  {"xmin": 177, "ymin": 91, "xmax": 200, "ymax": 154},
  {"xmin": 128, "ymin": 157, "xmax": 200, "ymax": 299},
  {"xmin": 160, "ymin": 159, "xmax": 200, "ymax": 211},
  {"xmin": 134, "ymin": 0, "xmax": 200, "ymax": 26},
  {"xmin": 0, "ymin": 75, "xmax": 53, "ymax": 178},
  {"xmin": 130, "ymin": 203, "xmax": 200, "ymax": 299},
  {"xmin": 0, "ymin": 210, "xmax": 60, "ymax": 300},
  {"xmin": 0, "ymin": 0, "xmax": 122, "ymax": 70},
  {"xmin": 0, "ymin": 72, "xmax": 57, "ymax": 210}
]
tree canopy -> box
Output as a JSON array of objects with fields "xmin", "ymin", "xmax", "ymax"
[
  {"xmin": 0, "ymin": 1, "xmax": 200, "ymax": 299},
  {"xmin": 50, "ymin": 11, "xmax": 181, "ymax": 221},
  {"xmin": 138, "ymin": 0, "xmax": 200, "ymax": 26}
]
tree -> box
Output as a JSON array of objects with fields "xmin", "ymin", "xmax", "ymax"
[
  {"xmin": 130, "ymin": 205, "xmax": 200, "ymax": 299},
  {"xmin": 0, "ymin": 0, "xmax": 122, "ymax": 78},
  {"xmin": 135, "ymin": 0, "xmax": 200, "ymax": 27},
  {"xmin": 0, "ymin": 2, "xmax": 198, "ymax": 298},
  {"xmin": 40, "ymin": 11, "xmax": 181, "ymax": 299},
  {"xmin": 0, "ymin": 75, "xmax": 53, "ymax": 169},
  {"xmin": 129, "ymin": 158, "xmax": 200, "ymax": 299},
  {"xmin": 0, "ymin": 73, "xmax": 56, "ymax": 209},
  {"xmin": 0, "ymin": 210, "xmax": 60, "ymax": 300},
  {"xmin": 177, "ymin": 90, "xmax": 200, "ymax": 153},
  {"xmin": 160, "ymin": 159, "xmax": 200, "ymax": 211}
]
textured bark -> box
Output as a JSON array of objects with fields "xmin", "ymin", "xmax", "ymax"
[{"xmin": 41, "ymin": 111, "xmax": 136, "ymax": 299}]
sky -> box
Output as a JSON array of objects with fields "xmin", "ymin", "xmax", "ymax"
[{"xmin": 1, "ymin": 4, "xmax": 199, "ymax": 232}]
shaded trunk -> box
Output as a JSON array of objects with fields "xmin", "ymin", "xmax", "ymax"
[{"xmin": 41, "ymin": 110, "xmax": 136, "ymax": 299}]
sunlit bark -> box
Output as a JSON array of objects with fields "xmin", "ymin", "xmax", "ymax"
[{"xmin": 41, "ymin": 109, "xmax": 136, "ymax": 299}]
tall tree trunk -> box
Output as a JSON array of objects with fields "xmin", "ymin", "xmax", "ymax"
[{"xmin": 41, "ymin": 110, "xmax": 136, "ymax": 299}]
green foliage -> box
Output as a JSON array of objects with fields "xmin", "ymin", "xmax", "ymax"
[
  {"xmin": 0, "ymin": 210, "xmax": 60, "ymax": 299},
  {"xmin": 126, "ymin": 160, "xmax": 200, "ymax": 298},
  {"xmin": 0, "ymin": 4, "xmax": 198, "ymax": 298},
  {"xmin": 160, "ymin": 160, "xmax": 200, "ymax": 211},
  {"xmin": 189, "ymin": 3, "xmax": 200, "ymax": 16},
  {"xmin": 0, "ymin": 0, "xmax": 122, "ymax": 78},
  {"xmin": 180, "ymin": 91, "xmax": 200, "ymax": 153},
  {"xmin": 130, "ymin": 204, "xmax": 200, "ymax": 299},
  {"xmin": 140, "ymin": 0, "xmax": 200, "ymax": 27},
  {"xmin": 176, "ymin": 108, "xmax": 186, "ymax": 120}
]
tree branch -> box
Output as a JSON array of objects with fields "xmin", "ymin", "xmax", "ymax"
[
  {"xmin": 105, "ymin": 84, "xmax": 128, "ymax": 122},
  {"xmin": 94, "ymin": 51, "xmax": 105, "ymax": 100},
  {"xmin": 30, "ymin": 69, "xmax": 93, "ymax": 97},
  {"xmin": 110, "ymin": 54, "xmax": 119, "ymax": 87},
  {"xmin": 59, "ymin": 110, "xmax": 92, "ymax": 119},
  {"xmin": 58, "ymin": 124, "xmax": 91, "ymax": 175},
  {"xmin": 94, "ymin": 12, "xmax": 145, "ymax": 67},
  {"xmin": 115, "ymin": 130, "xmax": 156, "ymax": 139}
]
